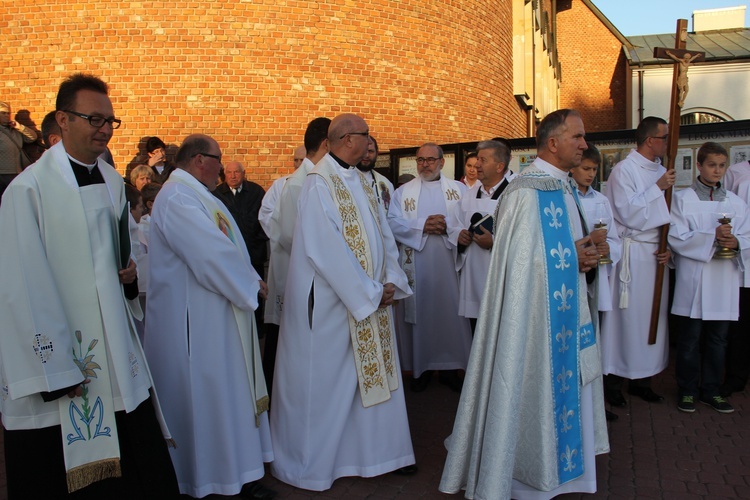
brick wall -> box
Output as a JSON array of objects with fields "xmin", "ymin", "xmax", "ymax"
[
  {"xmin": 556, "ymin": 0, "xmax": 628, "ymax": 132},
  {"xmin": 1, "ymin": 1, "xmax": 526, "ymax": 188}
]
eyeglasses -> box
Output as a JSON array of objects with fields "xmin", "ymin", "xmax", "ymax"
[
  {"xmin": 192, "ymin": 152, "xmax": 223, "ymax": 163},
  {"xmin": 416, "ymin": 157, "xmax": 441, "ymax": 165},
  {"xmin": 339, "ymin": 131, "xmax": 370, "ymax": 140},
  {"xmin": 650, "ymin": 135, "xmax": 669, "ymax": 141},
  {"xmin": 63, "ymin": 110, "xmax": 122, "ymax": 129}
]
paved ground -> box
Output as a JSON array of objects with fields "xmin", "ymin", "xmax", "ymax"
[{"xmin": 1, "ymin": 350, "xmax": 748, "ymax": 499}]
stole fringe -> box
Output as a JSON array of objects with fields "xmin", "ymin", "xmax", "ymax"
[
  {"xmin": 255, "ymin": 395, "xmax": 270, "ymax": 427},
  {"xmin": 66, "ymin": 458, "xmax": 121, "ymax": 493}
]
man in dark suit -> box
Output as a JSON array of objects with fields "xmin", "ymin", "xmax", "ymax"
[{"xmin": 213, "ymin": 160, "xmax": 268, "ymax": 278}]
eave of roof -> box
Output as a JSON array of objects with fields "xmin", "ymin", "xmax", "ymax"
[{"xmin": 626, "ymin": 28, "xmax": 750, "ymax": 66}]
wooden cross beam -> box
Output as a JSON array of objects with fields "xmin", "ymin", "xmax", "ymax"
[{"xmin": 646, "ymin": 19, "xmax": 705, "ymax": 345}]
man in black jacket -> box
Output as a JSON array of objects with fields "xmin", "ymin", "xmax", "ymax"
[{"xmin": 213, "ymin": 160, "xmax": 268, "ymax": 280}]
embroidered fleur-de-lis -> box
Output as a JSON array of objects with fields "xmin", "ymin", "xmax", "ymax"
[
  {"xmin": 580, "ymin": 326, "xmax": 592, "ymax": 345},
  {"xmin": 557, "ymin": 365, "xmax": 572, "ymax": 393},
  {"xmin": 559, "ymin": 405, "xmax": 575, "ymax": 432},
  {"xmin": 561, "ymin": 445, "xmax": 578, "ymax": 472},
  {"xmin": 404, "ymin": 198, "xmax": 416, "ymax": 212},
  {"xmin": 446, "ymin": 189, "xmax": 460, "ymax": 201},
  {"xmin": 544, "ymin": 201, "xmax": 563, "ymax": 229},
  {"xmin": 553, "ymin": 283, "xmax": 574, "ymax": 311},
  {"xmin": 551, "ymin": 242, "xmax": 571, "ymax": 270},
  {"xmin": 556, "ymin": 324, "xmax": 572, "ymax": 352}
]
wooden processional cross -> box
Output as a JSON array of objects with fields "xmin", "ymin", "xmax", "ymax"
[{"xmin": 648, "ymin": 19, "xmax": 705, "ymax": 344}]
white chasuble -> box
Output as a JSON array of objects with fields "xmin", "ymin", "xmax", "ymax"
[
  {"xmin": 439, "ymin": 162, "xmax": 609, "ymax": 500},
  {"xmin": 270, "ymin": 154, "xmax": 414, "ymax": 491}
]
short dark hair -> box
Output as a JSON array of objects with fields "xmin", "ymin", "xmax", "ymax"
[
  {"xmin": 140, "ymin": 182, "xmax": 163, "ymax": 205},
  {"xmin": 146, "ymin": 136, "xmax": 166, "ymax": 153},
  {"xmin": 536, "ymin": 109, "xmax": 581, "ymax": 151},
  {"xmin": 477, "ymin": 140, "xmax": 511, "ymax": 167},
  {"xmin": 370, "ymin": 136, "xmax": 379, "ymax": 155},
  {"xmin": 697, "ymin": 141, "xmax": 728, "ymax": 165},
  {"xmin": 56, "ymin": 73, "xmax": 109, "ymax": 112},
  {"xmin": 125, "ymin": 184, "xmax": 142, "ymax": 209},
  {"xmin": 41, "ymin": 110, "xmax": 61, "ymax": 148},
  {"xmin": 581, "ymin": 142, "xmax": 601, "ymax": 165},
  {"xmin": 635, "ymin": 116, "xmax": 667, "ymax": 147},
  {"xmin": 465, "ymin": 152, "xmax": 477, "ymax": 164},
  {"xmin": 304, "ymin": 117, "xmax": 331, "ymax": 154},
  {"xmin": 175, "ymin": 135, "xmax": 213, "ymax": 168}
]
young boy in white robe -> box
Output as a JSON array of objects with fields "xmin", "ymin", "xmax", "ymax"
[
  {"xmin": 669, "ymin": 142, "xmax": 750, "ymax": 414},
  {"xmin": 571, "ymin": 143, "xmax": 622, "ymax": 422}
]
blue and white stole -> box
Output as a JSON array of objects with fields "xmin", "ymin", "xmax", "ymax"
[{"xmin": 537, "ymin": 183, "xmax": 595, "ymax": 485}]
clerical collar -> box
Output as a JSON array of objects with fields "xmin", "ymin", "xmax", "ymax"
[
  {"xmin": 66, "ymin": 153, "xmax": 98, "ymax": 172},
  {"xmin": 330, "ymin": 152, "xmax": 355, "ymax": 170},
  {"xmin": 535, "ymin": 158, "xmax": 570, "ymax": 181}
]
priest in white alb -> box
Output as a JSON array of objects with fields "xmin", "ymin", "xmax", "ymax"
[
  {"xmin": 388, "ymin": 142, "xmax": 472, "ymax": 392},
  {"xmin": 270, "ymin": 114, "xmax": 416, "ymax": 491},
  {"xmin": 144, "ymin": 134, "xmax": 275, "ymax": 499},
  {"xmin": 262, "ymin": 117, "xmax": 330, "ymax": 395},
  {"xmin": 452, "ymin": 140, "xmax": 516, "ymax": 334},
  {"xmin": 0, "ymin": 73, "xmax": 178, "ymax": 498}
]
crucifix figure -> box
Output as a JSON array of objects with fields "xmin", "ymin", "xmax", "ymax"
[{"xmin": 665, "ymin": 50, "xmax": 703, "ymax": 108}]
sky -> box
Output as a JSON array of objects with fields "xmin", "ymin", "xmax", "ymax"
[{"xmin": 592, "ymin": 0, "xmax": 749, "ymax": 36}]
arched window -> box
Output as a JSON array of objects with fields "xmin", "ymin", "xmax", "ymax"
[{"xmin": 680, "ymin": 110, "xmax": 730, "ymax": 125}]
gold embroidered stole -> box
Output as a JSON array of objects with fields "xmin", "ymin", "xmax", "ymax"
[{"xmin": 316, "ymin": 166, "xmax": 398, "ymax": 407}]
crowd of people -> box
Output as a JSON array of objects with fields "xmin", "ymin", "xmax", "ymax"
[{"xmin": 0, "ymin": 74, "xmax": 748, "ymax": 500}]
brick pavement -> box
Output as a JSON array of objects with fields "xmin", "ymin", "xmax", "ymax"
[{"xmin": 1, "ymin": 351, "xmax": 748, "ymax": 499}]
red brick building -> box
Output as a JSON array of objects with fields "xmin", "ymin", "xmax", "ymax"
[
  {"xmin": 1, "ymin": 1, "xmax": 630, "ymax": 185},
  {"xmin": 556, "ymin": 0, "xmax": 631, "ymax": 132}
]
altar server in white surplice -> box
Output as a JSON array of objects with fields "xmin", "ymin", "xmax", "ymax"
[
  {"xmin": 440, "ymin": 109, "xmax": 608, "ymax": 499},
  {"xmin": 0, "ymin": 73, "xmax": 179, "ymax": 498},
  {"xmin": 271, "ymin": 114, "xmax": 416, "ymax": 491},
  {"xmin": 571, "ymin": 143, "xmax": 622, "ymax": 315},
  {"xmin": 388, "ymin": 143, "xmax": 472, "ymax": 393},
  {"xmin": 453, "ymin": 140, "xmax": 516, "ymax": 334},
  {"xmin": 144, "ymin": 134, "xmax": 275, "ymax": 499},
  {"xmin": 669, "ymin": 142, "xmax": 750, "ymax": 414},
  {"xmin": 601, "ymin": 116, "xmax": 675, "ymax": 407}
]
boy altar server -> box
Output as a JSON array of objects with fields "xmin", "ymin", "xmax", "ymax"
[{"xmin": 669, "ymin": 142, "xmax": 750, "ymax": 414}]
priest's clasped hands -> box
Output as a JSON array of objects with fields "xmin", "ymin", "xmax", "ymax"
[
  {"xmin": 379, "ymin": 283, "xmax": 396, "ymax": 309},
  {"xmin": 575, "ymin": 236, "xmax": 599, "ymax": 273},
  {"xmin": 423, "ymin": 214, "xmax": 447, "ymax": 235}
]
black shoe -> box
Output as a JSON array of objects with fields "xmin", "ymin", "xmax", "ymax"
[
  {"xmin": 241, "ymin": 481, "xmax": 277, "ymax": 500},
  {"xmin": 392, "ymin": 464, "xmax": 418, "ymax": 476},
  {"xmin": 410, "ymin": 372, "xmax": 432, "ymax": 392},
  {"xmin": 606, "ymin": 390, "xmax": 627, "ymax": 407},
  {"xmin": 605, "ymin": 410, "xmax": 619, "ymax": 421},
  {"xmin": 438, "ymin": 371, "xmax": 463, "ymax": 393},
  {"xmin": 628, "ymin": 387, "xmax": 664, "ymax": 403}
]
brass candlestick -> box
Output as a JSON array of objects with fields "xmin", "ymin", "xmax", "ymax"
[
  {"xmin": 594, "ymin": 223, "xmax": 613, "ymax": 265},
  {"xmin": 714, "ymin": 217, "xmax": 738, "ymax": 259}
]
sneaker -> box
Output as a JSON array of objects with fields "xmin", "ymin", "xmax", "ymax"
[
  {"xmin": 677, "ymin": 395, "xmax": 695, "ymax": 413},
  {"xmin": 700, "ymin": 395, "xmax": 734, "ymax": 414}
]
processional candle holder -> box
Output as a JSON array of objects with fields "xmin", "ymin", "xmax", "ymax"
[{"xmin": 714, "ymin": 216, "xmax": 738, "ymax": 260}]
